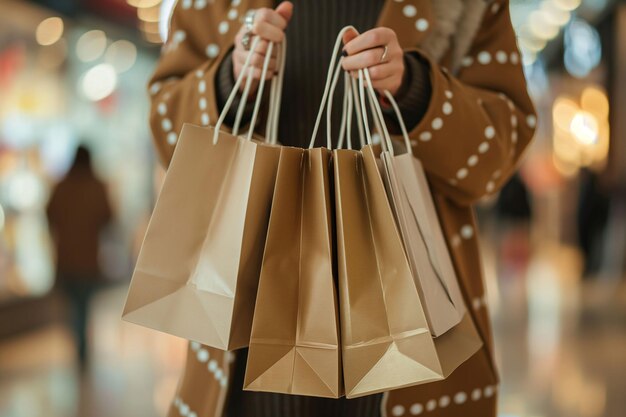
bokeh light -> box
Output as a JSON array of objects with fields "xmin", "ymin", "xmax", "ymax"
[
  {"xmin": 81, "ymin": 63, "xmax": 118, "ymax": 101},
  {"xmin": 104, "ymin": 40, "xmax": 137, "ymax": 73},
  {"xmin": 76, "ymin": 30, "xmax": 107, "ymax": 62},
  {"xmin": 35, "ymin": 17, "xmax": 64, "ymax": 46}
]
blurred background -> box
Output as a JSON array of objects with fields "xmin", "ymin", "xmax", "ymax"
[{"xmin": 0, "ymin": 0, "xmax": 625, "ymax": 416}]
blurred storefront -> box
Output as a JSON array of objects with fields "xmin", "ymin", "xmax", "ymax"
[
  {"xmin": 1, "ymin": 0, "xmax": 625, "ymax": 416},
  {"xmin": 0, "ymin": 0, "xmax": 159, "ymax": 318}
]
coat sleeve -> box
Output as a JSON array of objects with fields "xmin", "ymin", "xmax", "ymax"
[
  {"xmin": 147, "ymin": 1, "xmax": 239, "ymax": 168},
  {"xmin": 403, "ymin": 0, "xmax": 537, "ymax": 206}
]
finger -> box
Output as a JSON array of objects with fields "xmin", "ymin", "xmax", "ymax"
[
  {"xmin": 370, "ymin": 75, "xmax": 399, "ymax": 91},
  {"xmin": 248, "ymin": 53, "xmax": 277, "ymax": 70},
  {"xmin": 367, "ymin": 62, "xmax": 402, "ymax": 81},
  {"xmin": 343, "ymin": 27, "xmax": 394, "ymax": 56},
  {"xmin": 239, "ymin": 39, "xmax": 277, "ymax": 56},
  {"xmin": 254, "ymin": 7, "xmax": 288, "ymax": 30},
  {"xmin": 235, "ymin": 48, "xmax": 276, "ymax": 68},
  {"xmin": 245, "ymin": 67, "xmax": 276, "ymax": 80},
  {"xmin": 252, "ymin": 21, "xmax": 285, "ymax": 43},
  {"xmin": 342, "ymin": 47, "xmax": 388, "ymax": 71},
  {"xmin": 275, "ymin": 1, "xmax": 294, "ymax": 22},
  {"xmin": 342, "ymin": 28, "xmax": 359, "ymax": 50}
]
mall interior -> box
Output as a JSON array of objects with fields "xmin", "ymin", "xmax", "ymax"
[{"xmin": 0, "ymin": 0, "xmax": 625, "ymax": 416}]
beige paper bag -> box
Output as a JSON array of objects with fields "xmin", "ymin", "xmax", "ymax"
[
  {"xmin": 380, "ymin": 150, "xmax": 466, "ymax": 337},
  {"xmin": 123, "ymin": 123, "xmax": 280, "ymax": 350},
  {"xmin": 334, "ymin": 145, "xmax": 444, "ymax": 398},
  {"xmin": 244, "ymin": 146, "xmax": 342, "ymax": 398}
]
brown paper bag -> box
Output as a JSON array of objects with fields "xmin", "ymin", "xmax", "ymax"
[
  {"xmin": 334, "ymin": 144, "xmax": 444, "ymax": 398},
  {"xmin": 380, "ymin": 150, "xmax": 466, "ymax": 337},
  {"xmin": 244, "ymin": 146, "xmax": 342, "ymax": 398},
  {"xmin": 123, "ymin": 123, "xmax": 280, "ymax": 350}
]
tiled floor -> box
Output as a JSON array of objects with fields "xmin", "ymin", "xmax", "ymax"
[{"xmin": 1, "ymin": 243, "xmax": 625, "ymax": 417}]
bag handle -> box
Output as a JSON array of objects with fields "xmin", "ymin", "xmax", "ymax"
[
  {"xmin": 213, "ymin": 36, "xmax": 283, "ymax": 144},
  {"xmin": 355, "ymin": 66, "xmax": 413, "ymax": 156},
  {"xmin": 309, "ymin": 25, "xmax": 359, "ymax": 149},
  {"xmin": 234, "ymin": 39, "xmax": 287, "ymax": 144},
  {"xmin": 266, "ymin": 40, "xmax": 286, "ymax": 144}
]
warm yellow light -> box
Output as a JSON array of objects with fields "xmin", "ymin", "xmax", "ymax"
[
  {"xmin": 76, "ymin": 30, "xmax": 107, "ymax": 62},
  {"xmin": 128, "ymin": 0, "xmax": 162, "ymax": 8},
  {"xmin": 570, "ymin": 111, "xmax": 599, "ymax": 145},
  {"xmin": 551, "ymin": 0, "xmax": 582, "ymax": 12},
  {"xmin": 541, "ymin": 1, "xmax": 571, "ymax": 26},
  {"xmin": 138, "ymin": 5, "xmax": 161, "ymax": 22},
  {"xmin": 552, "ymin": 97, "xmax": 579, "ymax": 131},
  {"xmin": 518, "ymin": 36, "xmax": 547, "ymax": 53},
  {"xmin": 528, "ymin": 11, "xmax": 560, "ymax": 40},
  {"xmin": 581, "ymin": 87, "xmax": 609, "ymax": 121},
  {"xmin": 36, "ymin": 17, "xmax": 64, "ymax": 46},
  {"xmin": 140, "ymin": 20, "xmax": 161, "ymax": 35}
]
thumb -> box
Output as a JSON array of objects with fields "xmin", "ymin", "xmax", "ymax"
[{"xmin": 275, "ymin": 1, "xmax": 294, "ymax": 22}]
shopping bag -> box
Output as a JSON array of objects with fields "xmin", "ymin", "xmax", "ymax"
[
  {"xmin": 123, "ymin": 37, "xmax": 282, "ymax": 350},
  {"xmin": 361, "ymin": 66, "xmax": 481, "ymax": 380},
  {"xmin": 380, "ymin": 148, "xmax": 466, "ymax": 336},
  {"xmin": 335, "ymin": 144, "xmax": 447, "ymax": 398},
  {"xmin": 244, "ymin": 146, "xmax": 342, "ymax": 398}
]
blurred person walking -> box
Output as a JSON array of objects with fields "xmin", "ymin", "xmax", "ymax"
[
  {"xmin": 46, "ymin": 145, "xmax": 113, "ymax": 370},
  {"xmin": 147, "ymin": 0, "xmax": 536, "ymax": 416}
]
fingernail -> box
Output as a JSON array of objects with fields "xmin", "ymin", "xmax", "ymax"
[{"xmin": 341, "ymin": 50, "xmax": 348, "ymax": 57}]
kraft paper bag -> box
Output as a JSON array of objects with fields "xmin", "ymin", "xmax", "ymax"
[
  {"xmin": 244, "ymin": 146, "xmax": 342, "ymax": 398},
  {"xmin": 123, "ymin": 123, "xmax": 280, "ymax": 350},
  {"xmin": 334, "ymin": 144, "xmax": 443, "ymax": 398},
  {"xmin": 380, "ymin": 150, "xmax": 466, "ymax": 337}
]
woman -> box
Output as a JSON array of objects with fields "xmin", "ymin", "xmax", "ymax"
[{"xmin": 148, "ymin": 0, "xmax": 536, "ymax": 416}]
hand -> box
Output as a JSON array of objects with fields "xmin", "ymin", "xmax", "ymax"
[
  {"xmin": 232, "ymin": 1, "xmax": 293, "ymax": 94},
  {"xmin": 341, "ymin": 27, "xmax": 406, "ymax": 96}
]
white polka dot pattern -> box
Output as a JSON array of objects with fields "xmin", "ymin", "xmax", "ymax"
[
  {"xmin": 419, "ymin": 131, "xmax": 432, "ymax": 142},
  {"xmin": 454, "ymin": 391, "xmax": 467, "ymax": 404},
  {"xmin": 460, "ymin": 224, "xmax": 474, "ymax": 239},
  {"xmin": 389, "ymin": 386, "xmax": 498, "ymax": 415},
  {"xmin": 173, "ymin": 396, "xmax": 198, "ymax": 417},
  {"xmin": 425, "ymin": 399, "xmax": 437, "ymax": 411},
  {"xmin": 403, "ymin": 5, "xmax": 417, "ymax": 17},
  {"xmin": 415, "ymin": 18, "xmax": 429, "ymax": 32},
  {"xmin": 218, "ymin": 21, "xmax": 230, "ymax": 34},
  {"xmin": 409, "ymin": 403, "xmax": 423, "ymax": 415},
  {"xmin": 461, "ymin": 49, "xmax": 522, "ymax": 68},
  {"xmin": 149, "ymin": 82, "xmax": 162, "ymax": 95},
  {"xmin": 206, "ymin": 43, "xmax": 220, "ymax": 58},
  {"xmin": 484, "ymin": 126, "xmax": 495, "ymax": 139},
  {"xmin": 392, "ymin": 405, "xmax": 405, "ymax": 416}
]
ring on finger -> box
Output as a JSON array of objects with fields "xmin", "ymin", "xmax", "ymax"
[
  {"xmin": 241, "ymin": 9, "xmax": 256, "ymax": 50},
  {"xmin": 379, "ymin": 45, "xmax": 389, "ymax": 63}
]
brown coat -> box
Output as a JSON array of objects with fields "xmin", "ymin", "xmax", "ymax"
[{"xmin": 147, "ymin": 0, "xmax": 536, "ymax": 416}]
